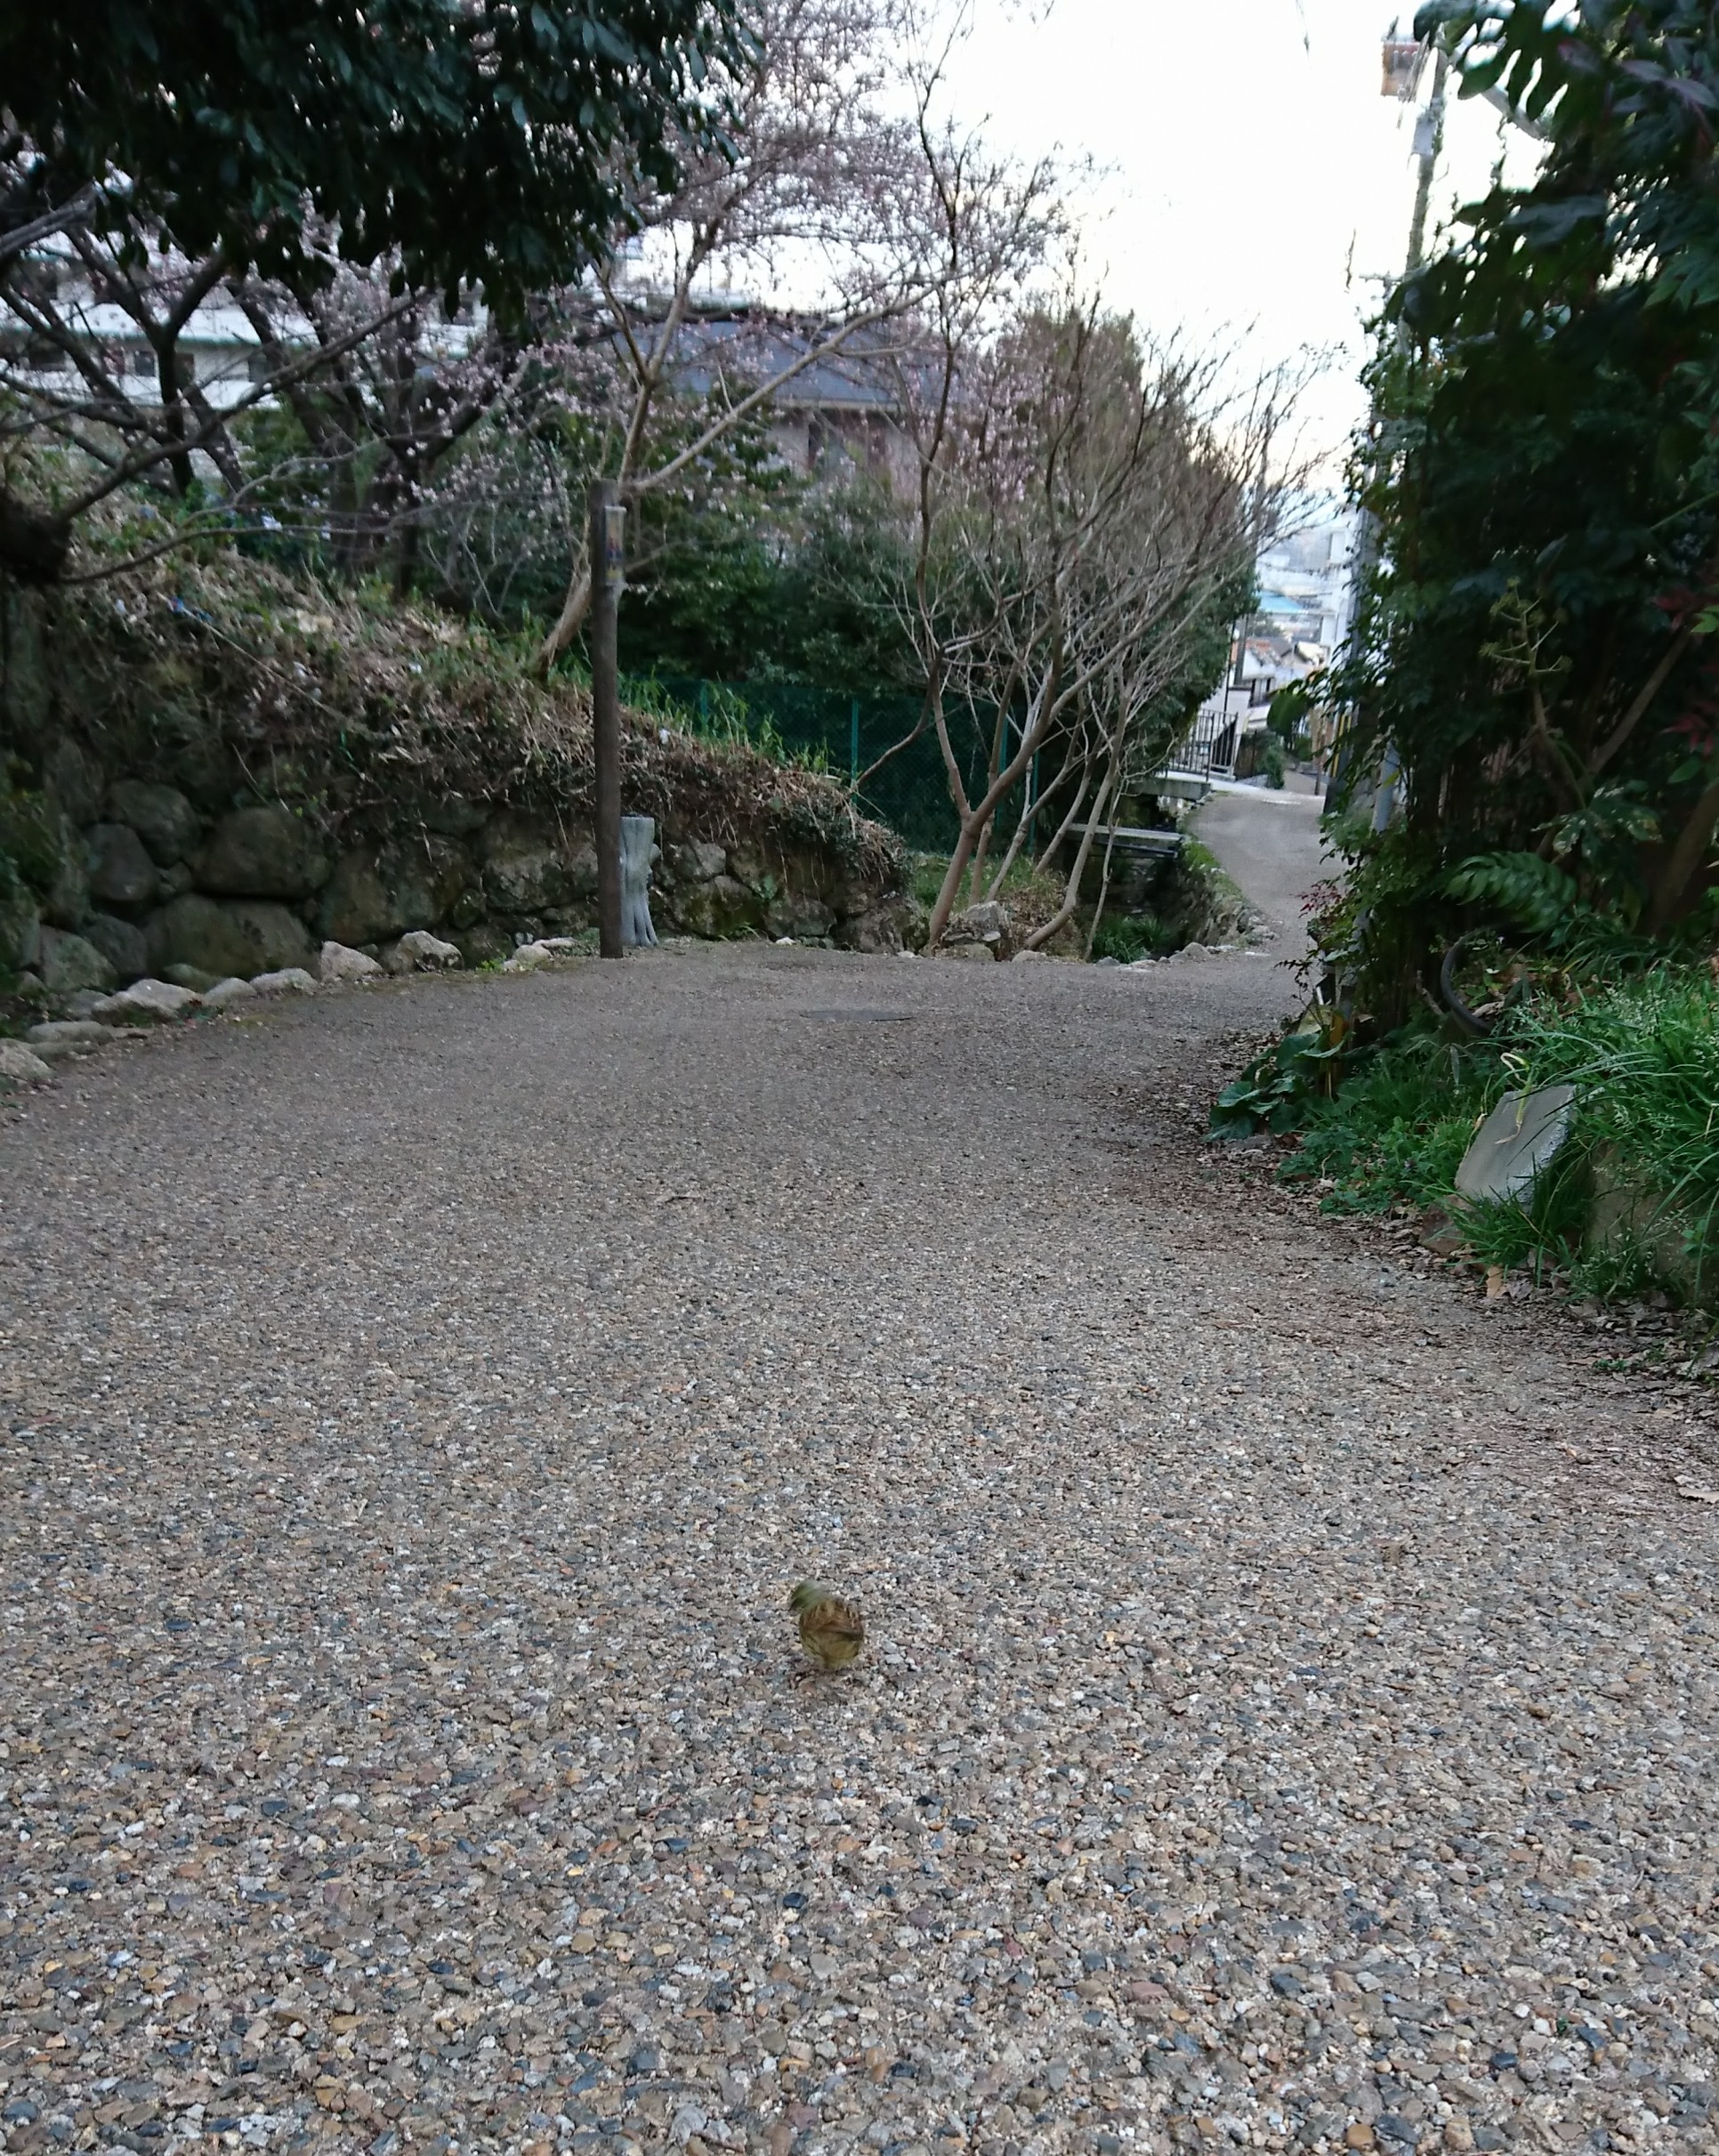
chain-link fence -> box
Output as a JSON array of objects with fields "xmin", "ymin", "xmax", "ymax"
[{"xmin": 628, "ymin": 676, "xmax": 1026, "ymax": 855}]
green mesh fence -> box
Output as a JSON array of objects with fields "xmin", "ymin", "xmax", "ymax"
[{"xmin": 627, "ymin": 676, "xmax": 1024, "ymax": 856}]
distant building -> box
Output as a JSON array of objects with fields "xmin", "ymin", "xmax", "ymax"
[
  {"xmin": 0, "ymin": 246, "xmax": 479, "ymax": 416},
  {"xmin": 0, "ymin": 255, "xmax": 270, "ymax": 410},
  {"xmin": 1167, "ymin": 503, "xmax": 1360, "ymax": 780},
  {"xmin": 1, "ymin": 256, "xmax": 921, "ymax": 496},
  {"xmin": 608, "ymin": 300, "xmax": 921, "ymax": 495},
  {"xmin": 1239, "ymin": 505, "xmax": 1361, "ymax": 692}
]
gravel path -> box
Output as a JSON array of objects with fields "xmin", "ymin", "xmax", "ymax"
[{"xmin": 3, "ymin": 933, "xmax": 1718, "ymax": 2156}]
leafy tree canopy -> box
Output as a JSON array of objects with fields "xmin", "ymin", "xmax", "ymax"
[
  {"xmin": 1328, "ymin": 1, "xmax": 1719, "ymax": 1018},
  {"xmin": 1, "ymin": 0, "xmax": 752, "ymax": 308}
]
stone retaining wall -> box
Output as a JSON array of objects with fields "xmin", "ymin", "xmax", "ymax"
[{"xmin": 0, "ymin": 573, "xmax": 916, "ymax": 1005}]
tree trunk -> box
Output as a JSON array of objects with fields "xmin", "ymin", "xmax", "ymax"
[
  {"xmin": 539, "ymin": 565, "xmax": 593, "ymax": 674},
  {"xmin": 1649, "ymin": 777, "xmax": 1719, "ymax": 930},
  {"xmin": 1026, "ymin": 756, "xmax": 1096, "ymax": 882},
  {"xmin": 1021, "ymin": 753, "xmax": 1124, "ymax": 954},
  {"xmin": 966, "ymin": 702, "xmax": 1010, "ymax": 898},
  {"xmin": 986, "ymin": 748, "xmax": 1085, "ymax": 898},
  {"xmin": 925, "ymin": 812, "xmax": 982, "ymax": 952},
  {"xmin": 965, "ymin": 816, "xmax": 992, "ymax": 907},
  {"xmin": 393, "ymin": 513, "xmax": 421, "ymax": 600},
  {"xmin": 925, "ymin": 686, "xmax": 1056, "ymax": 949},
  {"xmin": 157, "ymin": 338, "xmax": 197, "ymax": 499},
  {"xmin": 1082, "ymin": 820, "xmax": 1123, "ymax": 961}
]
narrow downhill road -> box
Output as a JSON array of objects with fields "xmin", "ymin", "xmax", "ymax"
[
  {"xmin": 1195, "ymin": 780, "xmax": 1328, "ymax": 951},
  {"xmin": 1, "ymin": 800, "xmax": 1715, "ymax": 2156}
]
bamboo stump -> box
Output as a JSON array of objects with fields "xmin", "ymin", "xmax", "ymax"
[{"xmin": 620, "ymin": 815, "xmax": 658, "ymax": 949}]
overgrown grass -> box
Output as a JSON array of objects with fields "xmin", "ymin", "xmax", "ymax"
[
  {"xmin": 1092, "ymin": 914, "xmax": 1181, "ymax": 963},
  {"xmin": 908, "ymin": 849, "xmax": 1067, "ymax": 923},
  {"xmin": 617, "ymin": 673, "xmax": 831, "ymax": 773},
  {"xmin": 1506, "ymin": 973, "xmax": 1719, "ymax": 1301},
  {"xmin": 1281, "ymin": 1032, "xmax": 1495, "ymax": 1214},
  {"xmin": 1230, "ymin": 967, "xmax": 1719, "ymax": 1307}
]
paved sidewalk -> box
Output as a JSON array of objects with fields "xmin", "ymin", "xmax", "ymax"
[{"xmin": 1194, "ymin": 787, "xmax": 1329, "ymax": 955}]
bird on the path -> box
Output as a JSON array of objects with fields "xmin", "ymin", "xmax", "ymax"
[{"xmin": 788, "ymin": 1579, "xmax": 865, "ymax": 1671}]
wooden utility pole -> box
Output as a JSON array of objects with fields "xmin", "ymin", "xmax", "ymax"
[{"xmin": 588, "ymin": 480, "xmax": 625, "ymax": 959}]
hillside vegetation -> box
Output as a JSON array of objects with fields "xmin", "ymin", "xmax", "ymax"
[{"xmin": 1, "ymin": 538, "xmax": 910, "ymax": 1014}]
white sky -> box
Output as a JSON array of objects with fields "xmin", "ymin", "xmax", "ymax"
[{"xmin": 940, "ymin": 0, "xmax": 1546, "ymax": 470}]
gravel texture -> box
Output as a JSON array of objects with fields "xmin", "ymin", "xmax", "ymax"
[{"xmin": 3, "ymin": 927, "xmax": 1718, "ymax": 2156}]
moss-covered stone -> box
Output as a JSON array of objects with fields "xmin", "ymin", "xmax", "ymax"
[
  {"xmin": 43, "ymin": 736, "xmax": 106, "ymax": 825},
  {"xmin": 480, "ymin": 813, "xmax": 598, "ymax": 915},
  {"xmin": 0, "ymin": 850, "xmax": 38, "ymax": 975},
  {"xmin": 82, "ymin": 911, "xmax": 150, "ymax": 982},
  {"xmin": 319, "ymin": 835, "xmax": 478, "ymax": 945},
  {"xmin": 85, "ymin": 822, "xmax": 160, "ymax": 911},
  {"xmin": 147, "ymin": 892, "xmax": 314, "ymax": 979},
  {"xmin": 673, "ymin": 874, "xmax": 763, "ymax": 940},
  {"xmin": 107, "ymin": 779, "xmax": 203, "ymax": 865},
  {"xmin": 37, "ymin": 926, "xmax": 117, "ymax": 994},
  {"xmin": 197, "ymin": 805, "xmax": 330, "ymax": 900},
  {"xmin": 0, "ymin": 781, "xmax": 87, "ymax": 925}
]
